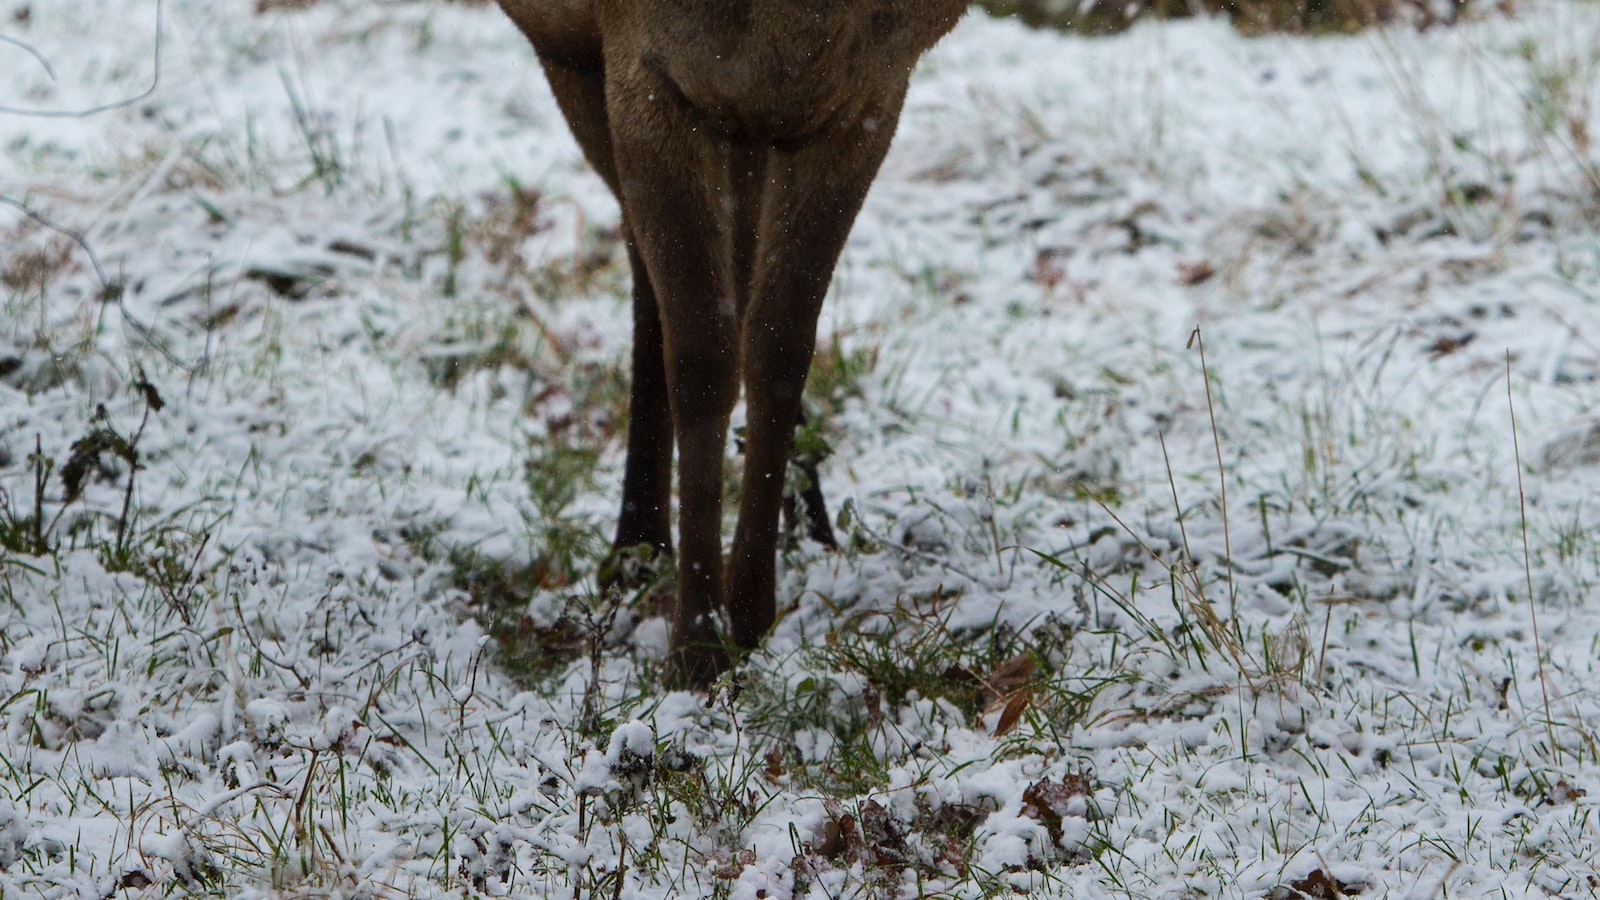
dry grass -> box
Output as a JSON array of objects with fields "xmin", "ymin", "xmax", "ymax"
[{"xmin": 977, "ymin": 0, "xmax": 1485, "ymax": 35}]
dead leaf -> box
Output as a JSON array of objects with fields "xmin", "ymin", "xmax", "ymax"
[
  {"xmin": 993, "ymin": 688, "xmax": 1032, "ymax": 737},
  {"xmin": 711, "ymin": 848, "xmax": 756, "ymax": 880},
  {"xmin": 1019, "ymin": 775, "xmax": 1091, "ymax": 843},
  {"xmin": 1272, "ymin": 867, "xmax": 1363, "ymax": 899},
  {"xmin": 1545, "ymin": 779, "xmax": 1587, "ymax": 806},
  {"xmin": 928, "ymin": 802, "xmax": 987, "ymax": 839},
  {"xmin": 763, "ymin": 745, "xmax": 786, "ymax": 783},
  {"xmin": 1177, "ymin": 260, "xmax": 1215, "ymax": 285},
  {"xmin": 1427, "ymin": 332, "xmax": 1475, "ymax": 358},
  {"xmin": 862, "ymin": 683, "xmax": 883, "ymax": 730},
  {"xmin": 990, "ymin": 653, "xmax": 1038, "ymax": 695},
  {"xmin": 814, "ymin": 817, "xmax": 844, "ymax": 858},
  {"xmin": 1031, "ymin": 251, "xmax": 1067, "ymax": 289},
  {"xmin": 942, "ymin": 664, "xmax": 980, "ymax": 689},
  {"xmin": 860, "ymin": 799, "xmax": 908, "ymax": 867},
  {"xmin": 976, "ymin": 653, "xmax": 1038, "ymax": 709},
  {"xmin": 117, "ymin": 870, "xmax": 154, "ymax": 891},
  {"xmin": 815, "ymin": 800, "xmax": 865, "ymax": 865}
]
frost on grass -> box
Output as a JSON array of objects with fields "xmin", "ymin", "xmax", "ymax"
[{"xmin": 4, "ymin": 0, "xmax": 1600, "ymax": 897}]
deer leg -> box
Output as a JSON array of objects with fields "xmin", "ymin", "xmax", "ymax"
[
  {"xmin": 539, "ymin": 60, "xmax": 674, "ymax": 586},
  {"xmin": 605, "ymin": 72, "xmax": 744, "ymax": 686},
  {"xmin": 726, "ymin": 112, "xmax": 903, "ymax": 650},
  {"xmin": 604, "ymin": 240, "xmax": 674, "ymax": 581},
  {"xmin": 667, "ymin": 369, "xmax": 737, "ymax": 685},
  {"xmin": 730, "ymin": 151, "xmax": 833, "ymax": 549},
  {"xmin": 727, "ymin": 320, "xmax": 818, "ymax": 650}
]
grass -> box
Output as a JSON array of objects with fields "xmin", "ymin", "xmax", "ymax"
[
  {"xmin": 0, "ymin": 292, "xmax": 1587, "ymax": 894},
  {"xmin": 976, "ymin": 0, "xmax": 1476, "ymax": 35}
]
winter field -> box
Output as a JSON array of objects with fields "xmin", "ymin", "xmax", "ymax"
[{"xmin": 5, "ymin": 0, "xmax": 1600, "ymax": 896}]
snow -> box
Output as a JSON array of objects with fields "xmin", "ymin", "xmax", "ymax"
[{"xmin": 5, "ymin": 0, "xmax": 1600, "ymax": 896}]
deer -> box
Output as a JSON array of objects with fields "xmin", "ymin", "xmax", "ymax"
[{"xmin": 495, "ymin": 0, "xmax": 968, "ymax": 687}]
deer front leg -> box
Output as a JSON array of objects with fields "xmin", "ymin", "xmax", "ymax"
[
  {"xmin": 649, "ymin": 236, "xmax": 739, "ymax": 688},
  {"xmin": 727, "ymin": 312, "xmax": 818, "ymax": 650},
  {"xmin": 533, "ymin": 59, "xmax": 674, "ymax": 588},
  {"xmin": 605, "ymin": 73, "xmax": 743, "ymax": 687},
  {"xmin": 726, "ymin": 107, "xmax": 905, "ymax": 650},
  {"xmin": 667, "ymin": 362, "xmax": 737, "ymax": 686}
]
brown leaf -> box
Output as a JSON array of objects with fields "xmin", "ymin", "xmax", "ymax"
[
  {"xmin": 860, "ymin": 799, "xmax": 908, "ymax": 868},
  {"xmin": 1281, "ymin": 867, "xmax": 1350, "ymax": 899},
  {"xmin": 1020, "ymin": 775, "xmax": 1090, "ymax": 843},
  {"xmin": 790, "ymin": 852, "xmax": 832, "ymax": 890},
  {"xmin": 134, "ymin": 376, "xmax": 164, "ymax": 413},
  {"xmin": 815, "ymin": 800, "xmax": 864, "ymax": 864},
  {"xmin": 1546, "ymin": 779, "xmax": 1587, "ymax": 806},
  {"xmin": 1031, "ymin": 251, "xmax": 1067, "ymax": 290},
  {"xmin": 1177, "ymin": 260, "xmax": 1215, "ymax": 285},
  {"xmin": 942, "ymin": 664, "xmax": 980, "ymax": 689},
  {"xmin": 1427, "ymin": 332, "xmax": 1475, "ymax": 358},
  {"xmin": 993, "ymin": 688, "xmax": 1032, "ymax": 737},
  {"xmin": 839, "ymin": 814, "xmax": 864, "ymax": 865},
  {"xmin": 928, "ymin": 802, "xmax": 987, "ymax": 839},
  {"xmin": 990, "ymin": 653, "xmax": 1038, "ymax": 696},
  {"xmin": 814, "ymin": 817, "xmax": 844, "ymax": 858},
  {"xmin": 976, "ymin": 653, "xmax": 1038, "ymax": 710},
  {"xmin": 862, "ymin": 683, "xmax": 883, "ymax": 730},
  {"xmin": 763, "ymin": 745, "xmax": 786, "ymax": 783},
  {"xmin": 710, "ymin": 848, "xmax": 756, "ymax": 880}
]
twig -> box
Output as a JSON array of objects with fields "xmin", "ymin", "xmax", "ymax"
[
  {"xmin": 0, "ymin": 195, "xmax": 113, "ymax": 291},
  {"xmin": 0, "ymin": 196, "xmax": 200, "ymax": 374},
  {"xmin": 1188, "ymin": 326, "xmax": 1238, "ymax": 606},
  {"xmin": 1316, "ymin": 601, "xmax": 1333, "ymax": 691},
  {"xmin": 32, "ymin": 434, "xmax": 46, "ymax": 555},
  {"xmin": 0, "ymin": 34, "xmax": 57, "ymax": 80},
  {"xmin": 611, "ymin": 830, "xmax": 628, "ymax": 900},
  {"xmin": 0, "ymin": 0, "xmax": 163, "ymax": 118},
  {"xmin": 1506, "ymin": 352, "xmax": 1558, "ymax": 762},
  {"xmin": 1159, "ymin": 430, "xmax": 1200, "ymax": 598}
]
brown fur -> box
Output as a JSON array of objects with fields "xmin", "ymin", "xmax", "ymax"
[{"xmin": 496, "ymin": 0, "xmax": 966, "ymax": 686}]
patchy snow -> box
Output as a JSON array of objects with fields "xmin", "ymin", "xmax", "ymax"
[{"xmin": 5, "ymin": 0, "xmax": 1600, "ymax": 896}]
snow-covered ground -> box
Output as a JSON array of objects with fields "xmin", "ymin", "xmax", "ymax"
[{"xmin": 4, "ymin": 0, "xmax": 1600, "ymax": 896}]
